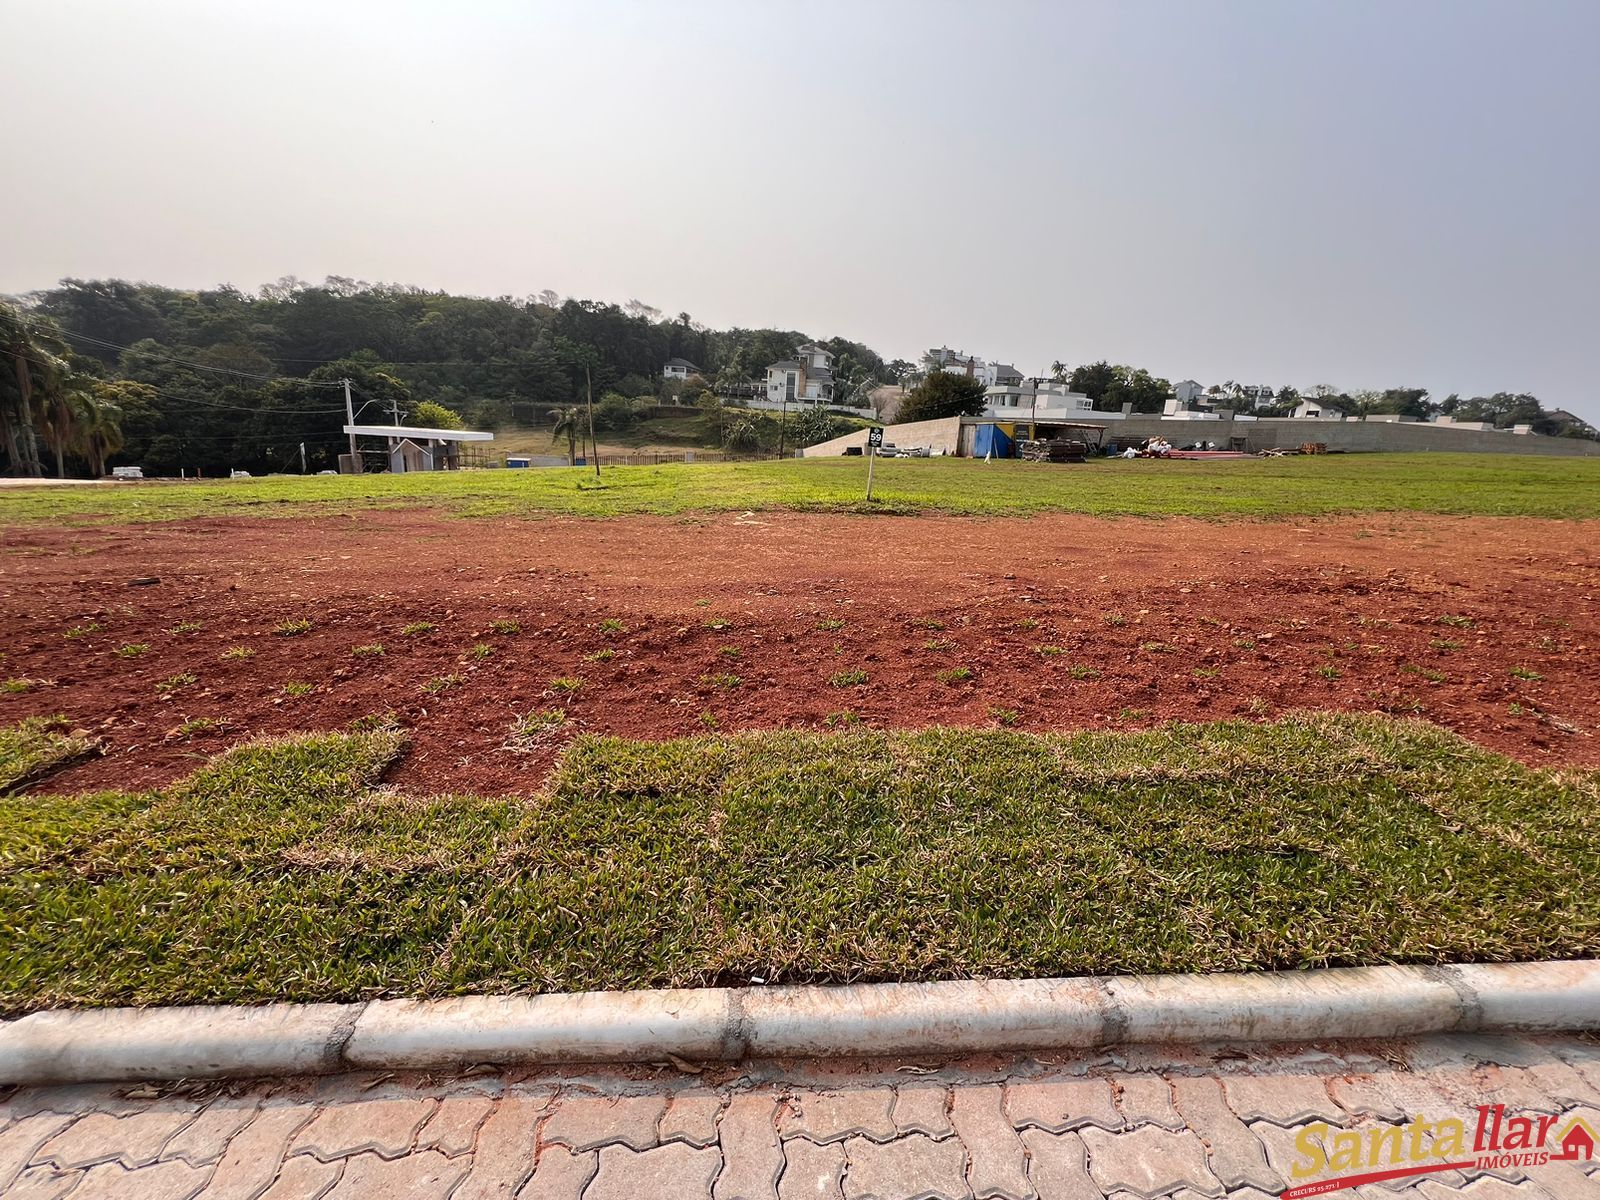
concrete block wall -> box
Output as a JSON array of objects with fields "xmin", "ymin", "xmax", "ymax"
[
  {"xmin": 1082, "ymin": 416, "xmax": 1600, "ymax": 458},
  {"xmin": 802, "ymin": 415, "xmax": 964, "ymax": 457},
  {"xmin": 800, "ymin": 414, "xmax": 1600, "ymax": 459}
]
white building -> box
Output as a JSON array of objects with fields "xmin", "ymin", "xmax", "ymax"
[
  {"xmin": 982, "ymin": 381, "xmax": 1105, "ymax": 421},
  {"xmin": 1293, "ymin": 397, "xmax": 1347, "ymax": 420},
  {"xmin": 662, "ymin": 358, "xmax": 700, "ymax": 381},
  {"xmin": 919, "ymin": 347, "xmax": 1024, "ymax": 389},
  {"xmin": 765, "ymin": 343, "xmax": 835, "ymax": 405}
]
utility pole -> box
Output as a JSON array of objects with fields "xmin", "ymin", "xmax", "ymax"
[
  {"xmin": 778, "ymin": 380, "xmax": 788, "ymax": 460},
  {"xmin": 585, "ymin": 364, "xmax": 599, "ymax": 480},
  {"xmin": 342, "ymin": 379, "xmax": 361, "ymax": 474}
]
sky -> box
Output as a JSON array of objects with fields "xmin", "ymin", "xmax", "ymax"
[{"xmin": 7, "ymin": 0, "xmax": 1599, "ymax": 420}]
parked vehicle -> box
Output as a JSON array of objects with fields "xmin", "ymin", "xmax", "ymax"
[
  {"xmin": 110, "ymin": 466, "xmax": 144, "ymax": 480},
  {"xmin": 230, "ymin": 469, "xmax": 252, "ymax": 479}
]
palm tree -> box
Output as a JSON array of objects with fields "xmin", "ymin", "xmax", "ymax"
[
  {"xmin": 38, "ymin": 384, "xmax": 91, "ymax": 478},
  {"xmin": 0, "ymin": 300, "xmax": 65, "ymax": 477},
  {"xmin": 551, "ymin": 406, "xmax": 582, "ymax": 466},
  {"xmin": 78, "ymin": 387, "xmax": 125, "ymax": 478}
]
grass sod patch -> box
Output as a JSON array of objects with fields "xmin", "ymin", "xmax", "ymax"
[
  {"xmin": 3, "ymin": 454, "xmax": 1600, "ymax": 526},
  {"xmin": 1, "ymin": 713, "xmax": 1598, "ymax": 1010},
  {"xmin": 0, "ymin": 718, "xmax": 97, "ymax": 795}
]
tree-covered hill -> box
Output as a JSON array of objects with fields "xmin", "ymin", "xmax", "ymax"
[{"xmin": 7, "ymin": 277, "xmax": 896, "ymax": 476}]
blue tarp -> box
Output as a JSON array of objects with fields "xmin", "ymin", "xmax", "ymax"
[{"xmin": 973, "ymin": 424, "xmax": 1014, "ymax": 459}]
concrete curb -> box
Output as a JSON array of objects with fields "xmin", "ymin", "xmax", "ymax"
[{"xmin": 4, "ymin": 961, "xmax": 1598, "ymax": 1085}]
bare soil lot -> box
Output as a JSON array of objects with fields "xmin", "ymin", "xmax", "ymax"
[{"xmin": 2, "ymin": 510, "xmax": 1594, "ymax": 794}]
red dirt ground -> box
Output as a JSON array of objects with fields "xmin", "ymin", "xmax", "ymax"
[{"xmin": 1, "ymin": 510, "xmax": 1595, "ymax": 794}]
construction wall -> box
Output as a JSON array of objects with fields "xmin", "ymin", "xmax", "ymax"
[
  {"xmin": 1076, "ymin": 416, "xmax": 1600, "ymax": 458},
  {"xmin": 800, "ymin": 413, "xmax": 1600, "ymax": 459},
  {"xmin": 801, "ymin": 415, "xmax": 964, "ymax": 457}
]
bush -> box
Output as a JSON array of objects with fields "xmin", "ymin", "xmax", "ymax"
[
  {"xmin": 594, "ymin": 393, "xmax": 636, "ymax": 431},
  {"xmin": 411, "ymin": 401, "xmax": 466, "ymax": 430}
]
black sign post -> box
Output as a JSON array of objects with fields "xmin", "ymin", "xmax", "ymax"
[{"xmin": 865, "ymin": 427, "xmax": 883, "ymax": 501}]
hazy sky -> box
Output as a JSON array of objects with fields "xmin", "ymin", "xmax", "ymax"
[{"xmin": 8, "ymin": 0, "xmax": 1598, "ymax": 419}]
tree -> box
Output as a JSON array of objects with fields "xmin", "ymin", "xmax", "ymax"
[
  {"xmin": 79, "ymin": 383, "xmax": 129, "ymax": 476},
  {"xmin": 38, "ymin": 383, "xmax": 92, "ymax": 478},
  {"xmin": 885, "ymin": 359, "xmax": 916, "ymax": 386},
  {"xmin": 1366, "ymin": 388, "xmax": 1433, "ymax": 420},
  {"xmin": 0, "ymin": 301, "xmax": 69, "ymax": 476},
  {"xmin": 897, "ymin": 372, "xmax": 987, "ymax": 423},
  {"xmin": 1049, "ymin": 360, "xmax": 1071, "ymax": 384},
  {"xmin": 1067, "ymin": 361, "xmax": 1118, "ymax": 403},
  {"xmin": 1102, "ymin": 366, "xmax": 1172, "ymax": 414},
  {"xmin": 551, "ymin": 407, "xmax": 582, "ymax": 465},
  {"xmin": 411, "ymin": 400, "xmax": 465, "ymax": 430},
  {"xmin": 593, "ymin": 392, "xmax": 636, "ymax": 431}
]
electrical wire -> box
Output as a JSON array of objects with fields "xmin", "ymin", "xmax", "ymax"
[
  {"xmin": 6, "ymin": 351, "xmax": 348, "ymax": 416},
  {"xmin": 22, "ymin": 318, "xmax": 348, "ymax": 387}
]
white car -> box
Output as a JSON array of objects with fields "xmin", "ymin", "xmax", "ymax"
[
  {"xmin": 111, "ymin": 466, "xmax": 144, "ymax": 480},
  {"xmin": 230, "ymin": 470, "xmax": 252, "ymax": 479}
]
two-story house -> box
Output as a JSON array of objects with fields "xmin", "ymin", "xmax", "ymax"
[
  {"xmin": 662, "ymin": 358, "xmax": 701, "ymax": 381},
  {"xmin": 765, "ymin": 344, "xmax": 835, "ymax": 405}
]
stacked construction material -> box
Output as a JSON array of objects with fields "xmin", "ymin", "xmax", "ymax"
[{"xmin": 1017, "ymin": 439, "xmax": 1089, "ymax": 463}]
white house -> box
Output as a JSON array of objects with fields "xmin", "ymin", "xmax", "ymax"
[
  {"xmin": 765, "ymin": 343, "xmax": 835, "ymax": 405},
  {"xmin": 1174, "ymin": 380, "xmax": 1206, "ymax": 404},
  {"xmin": 921, "ymin": 346, "xmax": 1013, "ymax": 388},
  {"xmin": 982, "ymin": 381, "xmax": 1103, "ymax": 421},
  {"xmin": 662, "ymin": 358, "xmax": 700, "ymax": 381},
  {"xmin": 1293, "ymin": 397, "xmax": 1347, "ymax": 420}
]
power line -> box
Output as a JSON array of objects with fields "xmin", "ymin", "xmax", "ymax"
[
  {"xmin": 24, "ymin": 318, "xmax": 348, "ymax": 387},
  {"xmin": 7, "ymin": 352, "xmax": 347, "ymax": 415},
  {"xmin": 29, "ymin": 315, "xmax": 634, "ymax": 376}
]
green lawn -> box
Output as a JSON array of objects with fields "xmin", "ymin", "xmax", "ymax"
[
  {"xmin": 0, "ymin": 718, "xmax": 96, "ymax": 795},
  {"xmin": 2, "ymin": 713, "xmax": 1595, "ymax": 1011},
  {"xmin": 4, "ymin": 453, "xmax": 1599, "ymax": 525}
]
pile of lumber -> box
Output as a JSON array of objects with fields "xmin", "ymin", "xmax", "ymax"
[{"xmin": 1017, "ymin": 439, "xmax": 1089, "ymax": 463}]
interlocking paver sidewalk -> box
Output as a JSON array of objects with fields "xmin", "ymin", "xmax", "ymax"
[{"xmin": 3, "ymin": 1034, "xmax": 1598, "ymax": 1198}]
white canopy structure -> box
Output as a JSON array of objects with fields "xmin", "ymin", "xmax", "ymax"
[{"xmin": 342, "ymin": 425, "xmax": 494, "ymax": 473}]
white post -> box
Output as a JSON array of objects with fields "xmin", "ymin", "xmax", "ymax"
[{"xmin": 865, "ymin": 443, "xmax": 876, "ymax": 501}]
